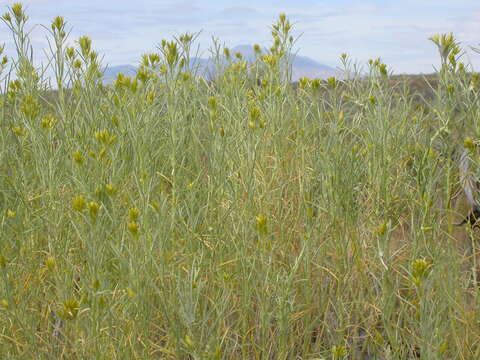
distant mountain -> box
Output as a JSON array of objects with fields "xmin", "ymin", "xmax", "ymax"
[
  {"xmin": 103, "ymin": 45, "xmax": 336, "ymax": 83},
  {"xmin": 290, "ymin": 55, "xmax": 338, "ymax": 81},
  {"xmin": 103, "ymin": 64, "xmax": 137, "ymax": 83},
  {"xmin": 230, "ymin": 44, "xmax": 337, "ymax": 80}
]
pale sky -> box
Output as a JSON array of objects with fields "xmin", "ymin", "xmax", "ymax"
[{"xmin": 1, "ymin": 0, "xmax": 480, "ymax": 74}]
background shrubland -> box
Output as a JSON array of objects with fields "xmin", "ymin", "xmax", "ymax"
[{"xmin": 1, "ymin": 3, "xmax": 480, "ymax": 359}]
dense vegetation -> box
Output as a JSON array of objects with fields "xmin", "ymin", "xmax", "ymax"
[{"xmin": 1, "ymin": 3, "xmax": 480, "ymax": 359}]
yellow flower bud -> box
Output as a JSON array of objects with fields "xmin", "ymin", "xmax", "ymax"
[
  {"xmin": 128, "ymin": 207, "xmax": 139, "ymax": 221},
  {"xmin": 105, "ymin": 184, "xmax": 116, "ymax": 195},
  {"xmin": 72, "ymin": 196, "xmax": 86, "ymax": 212},
  {"xmin": 127, "ymin": 221, "xmax": 139, "ymax": 235},
  {"xmin": 72, "ymin": 151, "xmax": 84, "ymax": 164},
  {"xmin": 88, "ymin": 201, "xmax": 99, "ymax": 220},
  {"xmin": 373, "ymin": 222, "xmax": 387, "ymax": 236},
  {"xmin": 464, "ymin": 137, "xmax": 476, "ymax": 152},
  {"xmin": 256, "ymin": 215, "xmax": 268, "ymax": 236},
  {"xmin": 61, "ymin": 299, "xmax": 79, "ymax": 320},
  {"xmin": 45, "ymin": 256, "xmax": 56, "ymax": 271}
]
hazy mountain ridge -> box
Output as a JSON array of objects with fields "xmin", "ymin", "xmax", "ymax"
[
  {"xmin": 103, "ymin": 64, "xmax": 137, "ymax": 83},
  {"xmin": 103, "ymin": 45, "xmax": 337, "ymax": 83}
]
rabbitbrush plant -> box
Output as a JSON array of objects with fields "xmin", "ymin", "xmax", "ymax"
[{"xmin": 1, "ymin": 3, "xmax": 480, "ymax": 359}]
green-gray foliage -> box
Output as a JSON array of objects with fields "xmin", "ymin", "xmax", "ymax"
[{"xmin": 1, "ymin": 4, "xmax": 480, "ymax": 359}]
